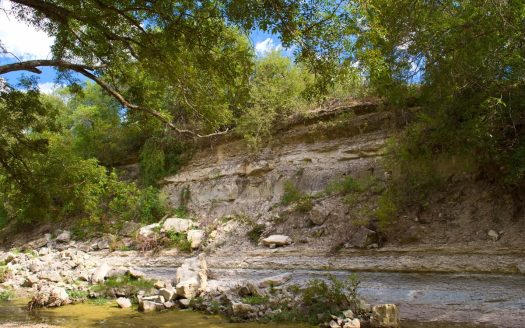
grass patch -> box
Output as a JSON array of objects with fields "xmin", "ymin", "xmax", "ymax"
[
  {"xmin": 0, "ymin": 266, "xmax": 11, "ymax": 283},
  {"xmin": 67, "ymin": 289, "xmax": 89, "ymax": 301},
  {"xmin": 246, "ymin": 224, "xmax": 265, "ymax": 244},
  {"xmin": 165, "ymin": 231, "xmax": 192, "ymax": 252},
  {"xmin": 325, "ymin": 175, "xmax": 363, "ymax": 196},
  {"xmin": 281, "ymin": 181, "xmax": 304, "ymax": 205},
  {"xmin": 241, "ymin": 295, "xmax": 269, "ymax": 305},
  {"xmin": 90, "ymin": 274, "xmax": 155, "ymax": 299},
  {"xmin": 0, "ymin": 289, "xmax": 14, "ymax": 301}
]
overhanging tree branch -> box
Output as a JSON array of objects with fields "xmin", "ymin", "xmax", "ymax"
[{"xmin": 0, "ymin": 59, "xmax": 229, "ymax": 138}]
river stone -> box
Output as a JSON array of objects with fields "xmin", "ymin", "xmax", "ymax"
[
  {"xmin": 91, "ymin": 263, "xmax": 111, "ymax": 283},
  {"xmin": 55, "ymin": 230, "xmax": 71, "ymax": 243},
  {"xmin": 258, "ymin": 273, "xmax": 292, "ymax": 288},
  {"xmin": 231, "ymin": 302, "xmax": 255, "ymax": 318},
  {"xmin": 187, "ymin": 229, "xmax": 205, "ymax": 249},
  {"xmin": 261, "ymin": 235, "xmax": 292, "ymax": 247},
  {"xmin": 139, "ymin": 300, "xmax": 158, "ymax": 312},
  {"xmin": 175, "ymin": 254, "xmax": 207, "ymax": 299},
  {"xmin": 127, "ymin": 268, "xmax": 145, "ymax": 279},
  {"xmin": 38, "ymin": 271, "xmax": 62, "ymax": 283},
  {"xmin": 162, "ymin": 218, "xmax": 192, "ymax": 233},
  {"xmin": 138, "ymin": 223, "xmax": 160, "ymax": 238},
  {"xmin": 159, "ymin": 287, "xmax": 176, "ymax": 302},
  {"xmin": 370, "ymin": 304, "xmax": 400, "ymax": 328},
  {"xmin": 487, "ymin": 229, "xmax": 499, "ymax": 241},
  {"xmin": 178, "ymin": 298, "xmax": 191, "ymax": 308},
  {"xmin": 116, "ymin": 297, "xmax": 132, "ymax": 308},
  {"xmin": 343, "ymin": 318, "xmax": 361, "ymax": 328}
]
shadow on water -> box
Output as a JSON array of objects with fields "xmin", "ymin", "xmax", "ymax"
[{"xmin": 0, "ymin": 300, "xmax": 496, "ymax": 328}]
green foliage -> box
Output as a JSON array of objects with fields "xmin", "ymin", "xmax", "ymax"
[
  {"xmin": 246, "ymin": 224, "xmax": 265, "ymax": 244},
  {"xmin": 0, "ymin": 289, "xmax": 14, "ymax": 302},
  {"xmin": 0, "ymin": 265, "xmax": 11, "ymax": 283},
  {"xmin": 67, "ymin": 289, "xmax": 89, "ymax": 302},
  {"xmin": 295, "ymin": 196, "xmax": 313, "ymax": 213},
  {"xmin": 237, "ymin": 52, "xmax": 312, "ymax": 148},
  {"xmin": 300, "ymin": 274, "xmax": 361, "ymax": 324},
  {"xmin": 326, "ymin": 176, "xmax": 363, "ymax": 196},
  {"xmin": 90, "ymin": 274, "xmax": 155, "ymax": 299},
  {"xmin": 241, "ymin": 295, "xmax": 269, "ymax": 305},
  {"xmin": 281, "ymin": 181, "xmax": 304, "ymax": 206},
  {"xmin": 165, "ymin": 231, "xmax": 192, "ymax": 252}
]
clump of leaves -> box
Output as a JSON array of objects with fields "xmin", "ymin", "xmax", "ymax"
[
  {"xmin": 300, "ymin": 274, "xmax": 361, "ymax": 324},
  {"xmin": 0, "ymin": 289, "xmax": 14, "ymax": 302},
  {"xmin": 0, "ymin": 266, "xmax": 11, "ymax": 283},
  {"xmin": 246, "ymin": 224, "xmax": 265, "ymax": 244},
  {"xmin": 91, "ymin": 274, "xmax": 155, "ymax": 299},
  {"xmin": 241, "ymin": 295, "xmax": 269, "ymax": 305},
  {"xmin": 165, "ymin": 231, "xmax": 192, "ymax": 252},
  {"xmin": 281, "ymin": 181, "xmax": 303, "ymax": 205},
  {"xmin": 325, "ymin": 176, "xmax": 362, "ymax": 195}
]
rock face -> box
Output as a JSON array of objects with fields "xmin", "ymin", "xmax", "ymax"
[
  {"xmin": 162, "ymin": 103, "xmax": 388, "ymax": 224},
  {"xmin": 261, "ymin": 235, "xmax": 292, "ymax": 247},
  {"xmin": 175, "ymin": 254, "xmax": 207, "ymax": 299},
  {"xmin": 370, "ymin": 304, "xmax": 400, "ymax": 328},
  {"xmin": 187, "ymin": 229, "xmax": 205, "ymax": 248},
  {"xmin": 162, "ymin": 218, "xmax": 193, "ymax": 233}
]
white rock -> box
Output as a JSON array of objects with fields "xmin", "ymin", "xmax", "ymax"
[
  {"xmin": 370, "ymin": 304, "xmax": 400, "ymax": 328},
  {"xmin": 178, "ymin": 298, "xmax": 191, "ymax": 308},
  {"xmin": 138, "ymin": 223, "xmax": 160, "ymax": 238},
  {"xmin": 261, "ymin": 235, "xmax": 292, "ymax": 247},
  {"xmin": 175, "ymin": 254, "xmax": 207, "ymax": 299},
  {"xmin": 187, "ymin": 229, "xmax": 205, "ymax": 249},
  {"xmin": 343, "ymin": 309, "xmax": 354, "ymax": 319},
  {"xmin": 258, "ymin": 273, "xmax": 292, "ymax": 288},
  {"xmin": 162, "ymin": 218, "xmax": 193, "ymax": 233},
  {"xmin": 116, "ymin": 297, "xmax": 132, "ymax": 308},
  {"xmin": 127, "ymin": 268, "xmax": 145, "ymax": 279},
  {"xmin": 139, "ymin": 300, "xmax": 159, "ymax": 312},
  {"xmin": 343, "ymin": 318, "xmax": 361, "ymax": 328},
  {"xmin": 488, "ymin": 229, "xmax": 499, "ymax": 241},
  {"xmin": 159, "ymin": 287, "xmax": 176, "ymax": 302},
  {"xmin": 91, "ymin": 263, "xmax": 111, "ymax": 283},
  {"xmin": 55, "ymin": 231, "xmax": 71, "ymax": 243}
]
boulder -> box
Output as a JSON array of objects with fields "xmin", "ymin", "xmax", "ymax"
[
  {"xmin": 370, "ymin": 304, "xmax": 400, "ymax": 328},
  {"xmin": 488, "ymin": 229, "xmax": 500, "ymax": 242},
  {"xmin": 120, "ymin": 221, "xmax": 141, "ymax": 237},
  {"xmin": 97, "ymin": 238, "xmax": 111, "ymax": 250},
  {"xmin": 154, "ymin": 280, "xmax": 166, "ymax": 289},
  {"xmin": 261, "ymin": 235, "xmax": 292, "ymax": 247},
  {"xmin": 347, "ymin": 227, "xmax": 377, "ymax": 248},
  {"xmin": 310, "ymin": 205, "xmax": 331, "ymax": 225},
  {"xmin": 178, "ymin": 298, "xmax": 191, "ymax": 308},
  {"xmin": 38, "ymin": 271, "xmax": 62, "ymax": 283},
  {"xmin": 187, "ymin": 229, "xmax": 205, "ymax": 249},
  {"xmin": 116, "ymin": 297, "xmax": 132, "ymax": 308},
  {"xmin": 91, "ymin": 263, "xmax": 111, "ymax": 283},
  {"xmin": 175, "ymin": 254, "xmax": 207, "ymax": 299},
  {"xmin": 139, "ymin": 300, "xmax": 160, "ymax": 312},
  {"xmin": 159, "ymin": 287, "xmax": 176, "ymax": 302},
  {"xmin": 138, "ymin": 223, "xmax": 160, "ymax": 238},
  {"xmin": 127, "ymin": 268, "xmax": 145, "ymax": 279},
  {"xmin": 231, "ymin": 302, "xmax": 255, "ymax": 318},
  {"xmin": 238, "ymin": 282, "xmax": 263, "ymax": 297},
  {"xmin": 343, "ymin": 318, "xmax": 361, "ymax": 328},
  {"xmin": 31, "ymin": 286, "xmax": 70, "ymax": 307},
  {"xmin": 258, "ymin": 273, "xmax": 292, "ymax": 288},
  {"xmin": 162, "ymin": 218, "xmax": 193, "ymax": 233},
  {"xmin": 55, "ymin": 230, "xmax": 71, "ymax": 243},
  {"xmin": 27, "ymin": 237, "xmax": 49, "ymax": 249}
]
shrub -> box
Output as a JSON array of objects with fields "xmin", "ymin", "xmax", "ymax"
[
  {"xmin": 325, "ymin": 176, "xmax": 362, "ymax": 195},
  {"xmin": 246, "ymin": 224, "xmax": 265, "ymax": 244},
  {"xmin": 90, "ymin": 274, "xmax": 155, "ymax": 299},
  {"xmin": 241, "ymin": 295, "xmax": 269, "ymax": 305},
  {"xmin": 165, "ymin": 231, "xmax": 192, "ymax": 252},
  {"xmin": 295, "ymin": 196, "xmax": 313, "ymax": 213},
  {"xmin": 0, "ymin": 289, "xmax": 14, "ymax": 301},
  {"xmin": 0, "ymin": 266, "xmax": 11, "ymax": 283},
  {"xmin": 281, "ymin": 181, "xmax": 304, "ymax": 206}
]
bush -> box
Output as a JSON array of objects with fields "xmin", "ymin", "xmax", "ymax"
[
  {"xmin": 90, "ymin": 274, "xmax": 155, "ymax": 299},
  {"xmin": 0, "ymin": 289, "xmax": 14, "ymax": 302},
  {"xmin": 241, "ymin": 295, "xmax": 269, "ymax": 305},
  {"xmin": 281, "ymin": 181, "xmax": 304, "ymax": 206},
  {"xmin": 165, "ymin": 231, "xmax": 192, "ymax": 252},
  {"xmin": 246, "ymin": 224, "xmax": 265, "ymax": 244},
  {"xmin": 326, "ymin": 176, "xmax": 362, "ymax": 195}
]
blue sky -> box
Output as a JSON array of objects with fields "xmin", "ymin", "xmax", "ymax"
[{"xmin": 0, "ymin": 0, "xmax": 288, "ymax": 93}]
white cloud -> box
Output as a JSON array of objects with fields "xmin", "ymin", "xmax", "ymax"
[
  {"xmin": 38, "ymin": 82, "xmax": 59, "ymax": 94},
  {"xmin": 255, "ymin": 38, "xmax": 282, "ymax": 56},
  {"xmin": 0, "ymin": 0, "xmax": 54, "ymax": 59}
]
